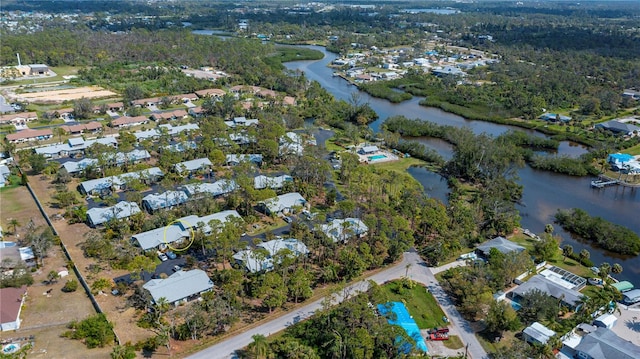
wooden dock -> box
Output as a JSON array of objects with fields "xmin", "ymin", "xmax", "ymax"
[{"xmin": 591, "ymin": 179, "xmax": 619, "ymax": 188}]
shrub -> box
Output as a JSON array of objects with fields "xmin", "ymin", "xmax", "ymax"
[
  {"xmin": 62, "ymin": 279, "xmax": 79, "ymax": 292},
  {"xmin": 65, "ymin": 313, "xmax": 115, "ymax": 348}
]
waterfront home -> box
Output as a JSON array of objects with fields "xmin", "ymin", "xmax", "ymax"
[
  {"xmin": 143, "ymin": 269, "xmax": 214, "ymax": 307},
  {"xmin": 595, "ymin": 120, "xmax": 640, "ymax": 136},
  {"xmin": 511, "ymin": 274, "xmax": 583, "ymax": 311},
  {"xmin": 539, "ymin": 113, "xmax": 571, "ymax": 122},
  {"xmin": 476, "ymin": 236, "xmax": 525, "ymax": 257},
  {"xmin": 358, "ymin": 145, "xmax": 379, "ymax": 155},
  {"xmin": 432, "ymin": 66, "xmax": 466, "ymax": 77}
]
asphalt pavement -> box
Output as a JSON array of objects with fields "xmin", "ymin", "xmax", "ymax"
[{"xmin": 185, "ymin": 250, "xmax": 488, "ymax": 359}]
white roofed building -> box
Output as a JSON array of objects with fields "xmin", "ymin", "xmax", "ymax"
[
  {"xmin": 321, "ymin": 218, "xmax": 368, "ymax": 243},
  {"xmin": 86, "ymin": 201, "xmax": 141, "ymax": 227},
  {"xmin": 143, "ymin": 269, "xmax": 213, "ymax": 306},
  {"xmin": 260, "ymin": 192, "xmax": 307, "ymax": 215}
]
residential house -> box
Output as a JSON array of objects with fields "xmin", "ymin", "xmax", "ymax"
[
  {"xmin": 282, "ymin": 96, "xmax": 296, "ymax": 106},
  {"xmin": 572, "ymin": 327, "xmax": 640, "ymax": 359},
  {"xmin": 260, "ymin": 192, "xmax": 307, "ymax": 215},
  {"xmin": 0, "ymin": 112, "xmax": 38, "ymax": 126},
  {"xmin": 230, "ymin": 85, "xmax": 260, "ymax": 94},
  {"xmin": 622, "ymin": 289, "xmax": 640, "ymax": 305},
  {"xmin": 593, "ymin": 314, "xmax": 617, "ymax": 329},
  {"xmin": 173, "ymin": 158, "xmax": 213, "ymax": 175},
  {"xmin": 195, "ymin": 88, "xmax": 226, "ymax": 99},
  {"xmin": 60, "ymin": 122, "xmax": 103, "ymax": 135},
  {"xmin": 150, "ymin": 109, "xmax": 188, "ymax": 121},
  {"xmin": 79, "ymin": 167, "xmax": 164, "ymax": 195},
  {"xmin": 229, "ymin": 133, "xmax": 254, "ymax": 146},
  {"xmin": 226, "ymin": 154, "xmax": 263, "ymax": 166},
  {"xmin": 511, "ymin": 274, "xmax": 583, "ymax": 310},
  {"xmin": 189, "ymin": 106, "xmax": 204, "ymax": 118},
  {"xmin": 35, "ymin": 137, "xmax": 117, "ymax": 159},
  {"xmin": 61, "ymin": 158, "xmax": 99, "ymax": 176},
  {"xmin": 133, "ymin": 123, "xmax": 199, "ymax": 141},
  {"xmin": 224, "ymin": 116, "xmax": 259, "ymax": 128},
  {"xmin": 0, "ymin": 164, "xmax": 10, "ymax": 188},
  {"xmin": 142, "ymin": 190, "xmax": 190, "ymax": 213},
  {"xmin": 143, "ymin": 269, "xmax": 214, "ymax": 306},
  {"xmin": 0, "ymin": 285, "xmax": 27, "ymax": 331},
  {"xmin": 256, "ymin": 89, "xmax": 278, "ymax": 99},
  {"xmin": 45, "ymin": 108, "xmax": 74, "ymax": 120},
  {"xmin": 279, "ymin": 132, "xmax": 304, "ymax": 156},
  {"xmin": 623, "ymin": 89, "xmax": 640, "ymax": 100},
  {"xmin": 523, "ymin": 322, "xmax": 555, "ymax": 345},
  {"xmin": 0, "ymin": 242, "xmax": 35, "ymax": 269},
  {"xmin": 107, "ymin": 102, "xmax": 125, "ymax": 112},
  {"xmin": 233, "ymin": 238, "xmax": 308, "ymax": 273},
  {"xmin": 476, "ymin": 236, "xmax": 526, "ymax": 257},
  {"xmin": 321, "ymin": 218, "xmax": 368, "ymax": 243},
  {"xmin": 254, "ymin": 174, "xmax": 293, "ymax": 190},
  {"xmin": 110, "ymin": 116, "xmax": 149, "ymax": 128},
  {"xmin": 539, "ymin": 113, "xmax": 571, "ymax": 123},
  {"xmin": 182, "ymin": 180, "xmax": 237, "ymax": 199},
  {"xmin": 432, "ymin": 66, "xmax": 466, "ymax": 77},
  {"xmin": 164, "ymin": 141, "xmax": 197, "ymax": 153},
  {"xmin": 358, "ymin": 145, "xmax": 379, "ymax": 155},
  {"xmin": 5, "ymin": 128, "xmax": 53, "ymax": 143},
  {"xmin": 131, "ymin": 97, "xmax": 162, "ymax": 108},
  {"xmin": 132, "ymin": 210, "xmax": 241, "ymax": 251},
  {"xmin": 595, "ymin": 120, "xmax": 640, "ymax": 136},
  {"xmin": 86, "ymin": 201, "xmax": 141, "ymax": 227}
]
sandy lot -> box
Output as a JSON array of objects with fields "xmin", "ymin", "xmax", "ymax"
[
  {"xmin": 0, "ymin": 186, "xmax": 109, "ymax": 359},
  {"xmin": 10, "ymin": 86, "xmax": 117, "ymax": 104}
]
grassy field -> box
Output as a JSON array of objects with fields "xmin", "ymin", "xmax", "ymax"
[
  {"xmin": 508, "ymin": 232, "xmax": 593, "ymax": 279},
  {"xmin": 373, "ymin": 157, "xmax": 428, "ymax": 173},
  {"xmin": 380, "ymin": 279, "xmax": 447, "ymax": 329}
]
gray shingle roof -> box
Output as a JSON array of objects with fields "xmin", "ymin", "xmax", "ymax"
[
  {"xmin": 261, "ymin": 192, "xmax": 306, "ymax": 214},
  {"xmin": 476, "ymin": 236, "xmax": 525, "ymax": 256},
  {"xmin": 173, "ymin": 158, "xmax": 212, "ymax": 173},
  {"xmin": 575, "ymin": 327, "xmax": 640, "ymax": 359},
  {"xmin": 86, "ymin": 201, "xmax": 141, "ymax": 226},
  {"xmin": 512, "ymin": 274, "xmax": 583, "ymax": 307},
  {"xmin": 143, "ymin": 269, "xmax": 213, "ymax": 305}
]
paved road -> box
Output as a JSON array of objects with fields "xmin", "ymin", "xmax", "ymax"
[{"xmin": 186, "ymin": 250, "xmax": 487, "ymax": 359}]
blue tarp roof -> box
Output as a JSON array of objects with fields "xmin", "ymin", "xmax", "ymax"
[{"xmin": 378, "ymin": 302, "xmax": 428, "ymax": 353}]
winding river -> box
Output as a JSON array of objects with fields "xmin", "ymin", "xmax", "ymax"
[{"xmin": 284, "ymin": 45, "xmax": 640, "ymax": 286}]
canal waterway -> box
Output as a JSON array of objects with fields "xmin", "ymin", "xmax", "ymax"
[{"xmin": 284, "ymin": 45, "xmax": 640, "ymax": 286}]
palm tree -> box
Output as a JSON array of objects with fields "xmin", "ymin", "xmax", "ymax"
[
  {"xmin": 562, "ymin": 245, "xmax": 573, "ymax": 263},
  {"xmin": 579, "ymin": 249, "xmax": 590, "ymax": 265},
  {"xmin": 249, "ymin": 334, "xmax": 269, "ymax": 359},
  {"xmin": 405, "ymin": 263, "xmax": 412, "ymax": 278},
  {"xmin": 599, "ymin": 262, "xmax": 611, "ymax": 283},
  {"xmin": 611, "ymin": 263, "xmax": 623, "ymax": 275},
  {"xmin": 7, "ymin": 218, "xmax": 20, "ymax": 235}
]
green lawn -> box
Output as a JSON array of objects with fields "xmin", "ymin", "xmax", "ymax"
[
  {"xmin": 443, "ymin": 335, "xmax": 464, "ymax": 350},
  {"xmin": 373, "ymin": 157, "xmax": 428, "ymax": 173},
  {"xmin": 380, "ymin": 279, "xmax": 447, "ymax": 329}
]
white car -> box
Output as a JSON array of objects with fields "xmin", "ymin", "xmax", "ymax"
[{"xmin": 158, "ymin": 252, "xmax": 168, "ymax": 261}]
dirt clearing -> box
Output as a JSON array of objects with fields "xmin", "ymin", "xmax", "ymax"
[{"xmin": 10, "ymin": 86, "xmax": 118, "ymax": 104}]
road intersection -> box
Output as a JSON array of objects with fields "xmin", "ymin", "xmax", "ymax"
[{"xmin": 186, "ymin": 250, "xmax": 487, "ymax": 359}]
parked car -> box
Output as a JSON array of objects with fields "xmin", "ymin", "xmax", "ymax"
[
  {"xmin": 172, "ymin": 265, "xmax": 182, "ymax": 272},
  {"xmin": 166, "ymin": 251, "xmax": 177, "ymax": 260},
  {"xmin": 158, "ymin": 252, "xmax": 168, "ymax": 261},
  {"xmin": 283, "ymin": 216, "xmax": 293, "ymax": 223}
]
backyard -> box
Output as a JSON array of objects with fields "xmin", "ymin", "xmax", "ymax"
[{"xmin": 380, "ymin": 279, "xmax": 448, "ymax": 329}]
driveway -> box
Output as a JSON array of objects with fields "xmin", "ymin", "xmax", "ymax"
[{"xmin": 185, "ymin": 250, "xmax": 488, "ymax": 359}]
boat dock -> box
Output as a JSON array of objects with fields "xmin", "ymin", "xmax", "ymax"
[{"xmin": 591, "ymin": 179, "xmax": 619, "ymax": 188}]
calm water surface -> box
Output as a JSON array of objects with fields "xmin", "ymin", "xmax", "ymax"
[{"xmin": 286, "ymin": 46, "xmax": 640, "ymax": 286}]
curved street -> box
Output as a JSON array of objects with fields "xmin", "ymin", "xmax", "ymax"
[{"xmin": 186, "ymin": 250, "xmax": 487, "ymax": 359}]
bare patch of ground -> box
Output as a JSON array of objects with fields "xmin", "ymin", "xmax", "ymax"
[
  {"xmin": 0, "ymin": 186, "xmax": 108, "ymax": 358},
  {"xmin": 9, "ymin": 86, "xmax": 117, "ymax": 104}
]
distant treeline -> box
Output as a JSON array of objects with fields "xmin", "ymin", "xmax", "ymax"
[{"xmin": 555, "ymin": 208, "xmax": 640, "ymax": 255}]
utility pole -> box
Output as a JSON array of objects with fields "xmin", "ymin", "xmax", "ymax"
[{"xmin": 465, "ymin": 343, "xmax": 469, "ymax": 358}]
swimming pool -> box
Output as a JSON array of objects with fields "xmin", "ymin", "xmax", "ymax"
[
  {"xmin": 378, "ymin": 302, "xmax": 429, "ymax": 353},
  {"xmin": 368, "ymin": 154, "xmax": 388, "ymax": 161}
]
